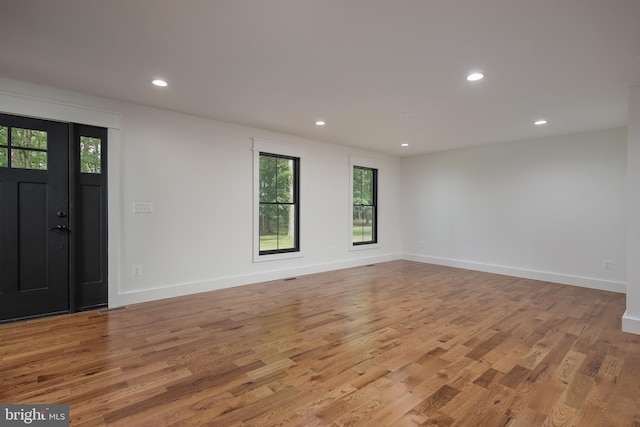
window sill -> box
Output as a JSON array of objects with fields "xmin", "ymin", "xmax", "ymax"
[
  {"xmin": 253, "ymin": 251, "xmax": 304, "ymax": 263},
  {"xmin": 350, "ymin": 243, "xmax": 380, "ymax": 252}
]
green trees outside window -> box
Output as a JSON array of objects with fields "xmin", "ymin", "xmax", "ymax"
[
  {"xmin": 0, "ymin": 126, "xmax": 7, "ymax": 167},
  {"xmin": 80, "ymin": 136, "xmax": 101, "ymax": 173},
  {"xmin": 353, "ymin": 166, "xmax": 377, "ymax": 245},
  {"xmin": 259, "ymin": 152, "xmax": 299, "ymax": 254},
  {"xmin": 0, "ymin": 126, "xmax": 48, "ymax": 170}
]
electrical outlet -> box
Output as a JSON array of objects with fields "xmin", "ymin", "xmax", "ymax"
[
  {"xmin": 132, "ymin": 264, "xmax": 143, "ymax": 276},
  {"xmin": 603, "ymin": 260, "xmax": 612, "ymax": 270}
]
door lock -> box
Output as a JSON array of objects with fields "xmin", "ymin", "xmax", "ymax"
[{"xmin": 49, "ymin": 224, "xmax": 69, "ymax": 231}]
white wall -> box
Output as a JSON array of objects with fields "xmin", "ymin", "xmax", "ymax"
[
  {"xmin": 115, "ymin": 103, "xmax": 402, "ymax": 305},
  {"xmin": 0, "ymin": 77, "xmax": 403, "ymax": 308},
  {"xmin": 623, "ymin": 86, "xmax": 640, "ymax": 334},
  {"xmin": 401, "ymin": 128, "xmax": 627, "ymax": 292}
]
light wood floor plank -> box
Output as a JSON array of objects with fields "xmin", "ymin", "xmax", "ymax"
[{"xmin": 2, "ymin": 260, "xmax": 639, "ymax": 426}]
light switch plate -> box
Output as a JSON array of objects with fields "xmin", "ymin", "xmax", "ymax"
[{"xmin": 133, "ymin": 202, "xmax": 153, "ymax": 214}]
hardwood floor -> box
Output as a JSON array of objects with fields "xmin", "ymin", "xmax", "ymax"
[{"xmin": 1, "ymin": 260, "xmax": 639, "ymax": 426}]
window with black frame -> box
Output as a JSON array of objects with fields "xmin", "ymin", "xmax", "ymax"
[
  {"xmin": 259, "ymin": 152, "xmax": 300, "ymax": 254},
  {"xmin": 353, "ymin": 165, "xmax": 377, "ymax": 245},
  {"xmin": 0, "ymin": 125, "xmax": 48, "ymax": 170}
]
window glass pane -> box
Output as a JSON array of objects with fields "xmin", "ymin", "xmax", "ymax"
[
  {"xmin": 276, "ymin": 157, "xmax": 294, "ymax": 203},
  {"xmin": 259, "ymin": 204, "xmax": 297, "ymax": 251},
  {"xmin": 259, "ymin": 155, "xmax": 277, "ymax": 203},
  {"xmin": 1, "ymin": 127, "xmax": 8, "ymax": 167},
  {"xmin": 80, "ymin": 136, "xmax": 101, "ymax": 173},
  {"xmin": 361, "ymin": 168, "xmax": 373, "ymax": 204},
  {"xmin": 353, "ymin": 206, "xmax": 374, "ymax": 243},
  {"xmin": 11, "ymin": 149, "xmax": 47, "ymax": 170},
  {"xmin": 259, "ymin": 204, "xmax": 279, "ymax": 252},
  {"xmin": 276, "ymin": 204, "xmax": 296, "ymax": 250},
  {"xmin": 354, "ymin": 167, "xmax": 369, "ymax": 205},
  {"xmin": 353, "ymin": 167, "xmax": 362, "ymax": 204},
  {"xmin": 11, "ymin": 128, "xmax": 47, "ymax": 149}
]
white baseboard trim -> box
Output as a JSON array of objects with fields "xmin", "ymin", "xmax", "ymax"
[
  {"xmin": 110, "ymin": 252, "xmax": 628, "ymax": 309},
  {"xmin": 622, "ymin": 311, "xmax": 640, "ymax": 335},
  {"xmin": 111, "ymin": 253, "xmax": 402, "ymax": 307},
  {"xmin": 402, "ymin": 253, "xmax": 626, "ymax": 294}
]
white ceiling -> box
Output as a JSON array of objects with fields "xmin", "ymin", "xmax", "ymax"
[{"xmin": 1, "ymin": 0, "xmax": 639, "ymax": 156}]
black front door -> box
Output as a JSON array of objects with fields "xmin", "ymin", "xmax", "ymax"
[{"xmin": 0, "ymin": 113, "xmax": 70, "ymax": 321}]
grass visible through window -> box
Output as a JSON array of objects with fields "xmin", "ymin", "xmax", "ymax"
[
  {"xmin": 260, "ymin": 233, "xmax": 295, "ymax": 251},
  {"xmin": 353, "ymin": 220, "xmax": 373, "ymax": 242}
]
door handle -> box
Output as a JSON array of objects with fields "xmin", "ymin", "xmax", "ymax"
[{"xmin": 49, "ymin": 224, "xmax": 69, "ymax": 231}]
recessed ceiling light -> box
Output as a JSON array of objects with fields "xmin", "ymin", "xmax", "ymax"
[
  {"xmin": 152, "ymin": 79, "xmax": 168, "ymax": 87},
  {"xmin": 466, "ymin": 72, "xmax": 484, "ymax": 82},
  {"xmin": 534, "ymin": 120, "xmax": 548, "ymax": 126},
  {"xmin": 315, "ymin": 120, "xmax": 326, "ymax": 126},
  {"xmin": 401, "ymin": 143, "xmax": 409, "ymax": 147}
]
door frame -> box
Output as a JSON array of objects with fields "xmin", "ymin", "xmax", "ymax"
[{"xmin": 0, "ymin": 82, "xmax": 121, "ymax": 314}]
